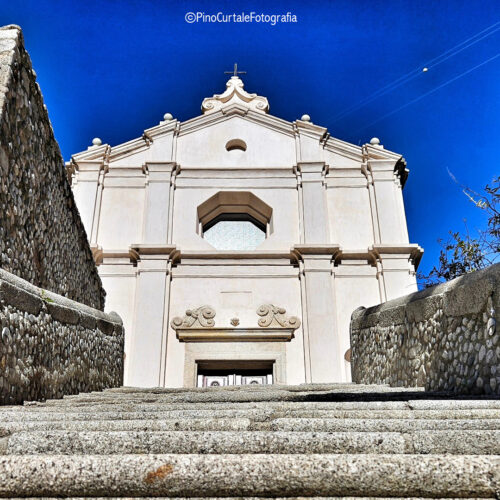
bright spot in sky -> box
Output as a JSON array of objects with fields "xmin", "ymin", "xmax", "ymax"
[{"xmin": 422, "ymin": 67, "xmax": 429, "ymax": 72}]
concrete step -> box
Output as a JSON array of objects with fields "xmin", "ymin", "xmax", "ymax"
[
  {"xmin": 2, "ymin": 408, "xmax": 500, "ymax": 422},
  {"xmin": 3, "ymin": 417, "xmax": 500, "ymax": 436},
  {"xmin": 0, "ymin": 454, "xmax": 498, "ymax": 497},
  {"xmin": 33, "ymin": 392, "xmax": 500, "ymax": 408},
  {"xmin": 18, "ymin": 390, "xmax": 450, "ymax": 405},
  {"xmin": 16, "ymin": 398, "xmax": 500, "ymax": 411},
  {"xmin": 3, "ymin": 430, "xmax": 500, "ymax": 456},
  {"xmin": 2, "ymin": 498, "xmax": 490, "ymax": 500},
  {"xmin": 103, "ymin": 383, "xmax": 422, "ymax": 394}
]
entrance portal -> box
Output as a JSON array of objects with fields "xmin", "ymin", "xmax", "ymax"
[{"xmin": 196, "ymin": 360, "xmax": 274, "ymax": 387}]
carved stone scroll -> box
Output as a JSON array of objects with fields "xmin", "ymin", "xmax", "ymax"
[
  {"xmin": 202, "ymin": 76, "xmax": 269, "ymax": 115},
  {"xmin": 256, "ymin": 304, "xmax": 301, "ymax": 329},
  {"xmin": 171, "ymin": 306, "xmax": 216, "ymax": 329}
]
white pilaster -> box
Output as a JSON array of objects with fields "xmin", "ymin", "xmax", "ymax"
[
  {"xmin": 126, "ymin": 245, "xmax": 178, "ymax": 387},
  {"xmin": 297, "ymin": 162, "xmax": 330, "ymax": 244},
  {"xmin": 293, "ymin": 245, "xmax": 342, "ymax": 382},
  {"xmin": 142, "ymin": 162, "xmax": 178, "ymax": 244}
]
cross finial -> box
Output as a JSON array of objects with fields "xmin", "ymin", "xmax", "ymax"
[{"xmin": 224, "ymin": 63, "xmax": 246, "ymax": 77}]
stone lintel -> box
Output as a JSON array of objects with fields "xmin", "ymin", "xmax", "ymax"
[{"xmin": 177, "ymin": 327, "xmax": 294, "ymax": 342}]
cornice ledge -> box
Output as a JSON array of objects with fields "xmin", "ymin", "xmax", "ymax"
[
  {"xmin": 176, "ymin": 327, "xmax": 294, "ymax": 343},
  {"xmin": 323, "ymin": 136, "xmax": 363, "ymax": 162},
  {"xmin": 362, "ymin": 143, "xmax": 402, "ymax": 161},
  {"xmin": 294, "ymin": 119, "xmax": 328, "ymax": 140},
  {"xmin": 143, "ymin": 119, "xmax": 178, "ymax": 140},
  {"xmin": 296, "ymin": 162, "xmax": 329, "ymax": 175},
  {"xmin": 369, "ymin": 244, "xmax": 424, "ymax": 268},
  {"xmin": 336, "ymin": 249, "xmax": 378, "ymax": 266},
  {"xmin": 220, "ymin": 103, "xmax": 249, "ymax": 116},
  {"xmin": 129, "ymin": 244, "xmax": 180, "ymax": 263},
  {"xmin": 92, "ymin": 247, "xmax": 141, "ymax": 265},
  {"xmin": 179, "ymin": 250, "xmax": 292, "ymax": 260},
  {"xmin": 144, "ymin": 161, "xmax": 179, "ymax": 174},
  {"xmin": 109, "ymin": 137, "xmax": 149, "ymax": 163},
  {"xmin": 291, "ymin": 244, "xmax": 342, "ymax": 260},
  {"xmin": 72, "ymin": 144, "xmax": 109, "ymax": 163}
]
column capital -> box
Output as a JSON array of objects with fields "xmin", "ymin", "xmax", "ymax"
[
  {"xmin": 129, "ymin": 244, "xmax": 180, "ymax": 264},
  {"xmin": 291, "ymin": 245, "xmax": 342, "ymax": 271},
  {"xmin": 369, "ymin": 244, "xmax": 424, "ymax": 270},
  {"xmin": 295, "ymin": 162, "xmax": 329, "ymax": 177},
  {"xmin": 144, "ymin": 161, "xmax": 179, "ymax": 173}
]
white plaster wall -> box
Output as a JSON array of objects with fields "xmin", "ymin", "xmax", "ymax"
[
  {"xmin": 99, "ymin": 270, "xmax": 137, "ymax": 385},
  {"xmin": 327, "ymin": 187, "xmax": 374, "ymax": 248},
  {"xmin": 72, "ymin": 173, "xmax": 98, "ymax": 237},
  {"xmin": 334, "ymin": 267, "xmax": 382, "ymax": 381},
  {"xmin": 98, "ymin": 187, "xmax": 145, "ymax": 249},
  {"xmin": 176, "ymin": 117, "xmax": 296, "ymax": 167},
  {"xmin": 375, "ymin": 181, "xmax": 409, "ymax": 244}
]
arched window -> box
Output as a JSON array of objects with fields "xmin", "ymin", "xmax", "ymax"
[{"xmin": 197, "ymin": 192, "xmax": 272, "ymax": 251}]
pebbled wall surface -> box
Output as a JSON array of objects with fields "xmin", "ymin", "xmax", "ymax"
[
  {"xmin": 351, "ymin": 264, "xmax": 500, "ymax": 395},
  {"xmin": 0, "ymin": 25, "xmax": 104, "ymax": 309},
  {"xmin": 0, "ymin": 268, "xmax": 123, "ymax": 405}
]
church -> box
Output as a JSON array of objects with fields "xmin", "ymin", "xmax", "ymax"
[{"xmin": 69, "ymin": 69, "xmax": 423, "ymax": 388}]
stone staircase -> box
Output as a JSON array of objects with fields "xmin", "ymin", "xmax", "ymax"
[{"xmin": 0, "ymin": 384, "xmax": 499, "ymax": 498}]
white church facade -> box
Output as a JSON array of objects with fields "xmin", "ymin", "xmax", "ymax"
[{"xmin": 69, "ymin": 74, "xmax": 423, "ymax": 388}]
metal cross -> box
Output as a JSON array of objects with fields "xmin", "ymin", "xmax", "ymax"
[{"xmin": 224, "ymin": 63, "xmax": 246, "ymax": 77}]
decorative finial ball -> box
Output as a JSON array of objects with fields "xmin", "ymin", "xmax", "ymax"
[
  {"xmin": 92, "ymin": 137, "xmax": 102, "ymax": 146},
  {"xmin": 370, "ymin": 137, "xmax": 380, "ymax": 145},
  {"xmin": 163, "ymin": 113, "xmax": 173, "ymax": 121},
  {"xmin": 301, "ymin": 114, "xmax": 311, "ymax": 122}
]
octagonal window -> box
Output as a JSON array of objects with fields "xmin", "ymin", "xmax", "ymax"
[
  {"xmin": 203, "ymin": 214, "xmax": 266, "ymax": 250},
  {"xmin": 197, "ymin": 192, "xmax": 272, "ymax": 251}
]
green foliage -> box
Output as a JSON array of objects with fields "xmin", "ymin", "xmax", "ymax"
[
  {"xmin": 418, "ymin": 175, "xmax": 500, "ymax": 288},
  {"xmin": 40, "ymin": 289, "xmax": 54, "ymax": 303}
]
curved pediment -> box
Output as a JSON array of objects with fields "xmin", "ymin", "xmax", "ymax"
[{"xmin": 202, "ymin": 76, "xmax": 269, "ymax": 115}]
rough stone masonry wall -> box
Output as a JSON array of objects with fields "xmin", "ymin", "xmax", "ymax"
[
  {"xmin": 0, "ymin": 25, "xmax": 105, "ymax": 309},
  {"xmin": 351, "ymin": 263, "xmax": 500, "ymax": 395},
  {"xmin": 0, "ymin": 268, "xmax": 123, "ymax": 405}
]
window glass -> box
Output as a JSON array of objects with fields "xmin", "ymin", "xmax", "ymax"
[{"xmin": 204, "ymin": 219, "xmax": 265, "ymax": 250}]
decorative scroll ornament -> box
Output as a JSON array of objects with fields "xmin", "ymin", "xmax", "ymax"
[
  {"xmin": 256, "ymin": 304, "xmax": 301, "ymax": 329},
  {"xmin": 201, "ymin": 76, "xmax": 269, "ymax": 115},
  {"xmin": 170, "ymin": 306, "xmax": 216, "ymax": 329}
]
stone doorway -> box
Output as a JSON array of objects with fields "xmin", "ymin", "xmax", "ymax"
[{"xmin": 196, "ymin": 360, "xmax": 274, "ymax": 388}]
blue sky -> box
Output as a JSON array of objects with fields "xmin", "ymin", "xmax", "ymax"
[{"xmin": 1, "ymin": 0, "xmax": 499, "ymax": 280}]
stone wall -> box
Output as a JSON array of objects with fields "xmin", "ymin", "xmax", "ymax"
[
  {"xmin": 0, "ymin": 25, "xmax": 105, "ymax": 309},
  {"xmin": 350, "ymin": 263, "xmax": 500, "ymax": 395},
  {"xmin": 0, "ymin": 268, "xmax": 123, "ymax": 405}
]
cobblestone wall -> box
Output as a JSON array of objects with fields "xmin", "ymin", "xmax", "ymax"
[
  {"xmin": 0, "ymin": 25, "xmax": 104, "ymax": 309},
  {"xmin": 350, "ymin": 264, "xmax": 500, "ymax": 395},
  {"xmin": 0, "ymin": 268, "xmax": 123, "ymax": 405}
]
